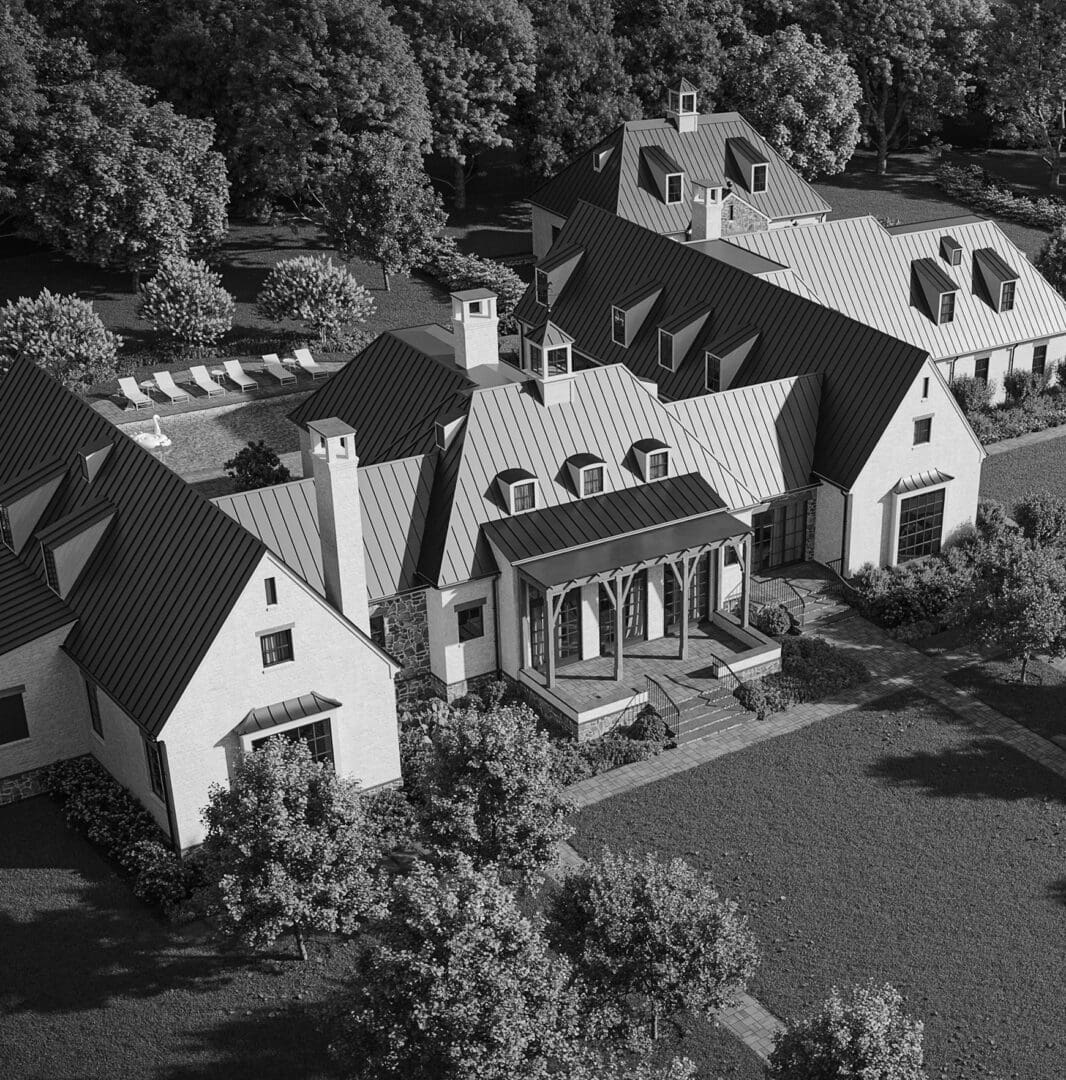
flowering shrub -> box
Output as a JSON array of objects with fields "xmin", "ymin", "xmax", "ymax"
[
  {"xmin": 753, "ymin": 603, "xmax": 794, "ymax": 637},
  {"xmin": 935, "ymin": 163, "xmax": 1066, "ymax": 230},
  {"xmin": 851, "ymin": 552, "xmax": 974, "ymax": 629},
  {"xmin": 420, "ymin": 236, "xmax": 525, "ymax": 334},
  {"xmin": 138, "ymin": 256, "xmax": 235, "ymax": 347}
]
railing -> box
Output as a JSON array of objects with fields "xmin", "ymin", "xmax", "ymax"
[
  {"xmin": 723, "ymin": 574, "xmax": 808, "ymax": 623},
  {"xmin": 644, "ymin": 675, "xmax": 681, "ymax": 739},
  {"xmin": 822, "ymin": 559, "xmax": 863, "ymax": 606},
  {"xmin": 706, "ymin": 651, "xmax": 747, "ymax": 697}
]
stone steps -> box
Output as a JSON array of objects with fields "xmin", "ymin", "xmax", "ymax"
[{"xmin": 674, "ymin": 691, "xmax": 749, "ymax": 744}]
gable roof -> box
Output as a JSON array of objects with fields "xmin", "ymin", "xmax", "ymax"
[
  {"xmin": 514, "ymin": 201, "xmax": 929, "ymax": 491},
  {"xmin": 0, "ymin": 358, "xmax": 265, "ymax": 734},
  {"xmin": 530, "ymin": 113, "xmax": 830, "ymax": 235},
  {"xmin": 724, "ymin": 215, "xmax": 1066, "ymax": 360}
]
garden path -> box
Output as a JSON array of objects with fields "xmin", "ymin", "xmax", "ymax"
[{"xmin": 558, "ymin": 610, "xmax": 1066, "ymax": 1063}]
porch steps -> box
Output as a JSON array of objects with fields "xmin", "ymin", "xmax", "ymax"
[{"xmin": 674, "ymin": 689, "xmax": 749, "ymax": 745}]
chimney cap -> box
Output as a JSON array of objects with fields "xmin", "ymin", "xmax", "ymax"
[
  {"xmin": 307, "ymin": 417, "xmax": 356, "ymax": 440},
  {"xmin": 451, "ymin": 287, "xmax": 496, "ymax": 303}
]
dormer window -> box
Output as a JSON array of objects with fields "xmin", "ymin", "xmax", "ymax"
[
  {"xmin": 751, "ymin": 163, "xmax": 767, "ymax": 194},
  {"xmin": 41, "ymin": 542, "xmax": 59, "ymax": 594},
  {"xmin": 0, "ymin": 504, "xmax": 11, "ymax": 549},
  {"xmin": 658, "ymin": 329, "xmax": 673, "ymax": 370},
  {"xmin": 611, "ymin": 306, "xmax": 627, "ymax": 346},
  {"xmin": 657, "ymin": 304, "xmax": 712, "ymax": 373},
  {"xmin": 513, "ymin": 482, "xmax": 536, "ymax": 512},
  {"xmin": 648, "ymin": 451, "xmax": 669, "ymax": 480},
  {"xmin": 497, "ymin": 469, "xmax": 539, "ymax": 514},
  {"xmin": 566, "ymin": 453, "xmax": 606, "ymax": 498},
  {"xmin": 941, "ymin": 236, "xmax": 962, "ymax": 266},
  {"xmin": 938, "ymin": 292, "xmax": 956, "ymax": 323},
  {"xmin": 705, "ymin": 352, "xmax": 721, "ymax": 393},
  {"xmin": 1000, "ymin": 280, "xmax": 1016, "ymax": 311},
  {"xmin": 535, "ymin": 269, "xmax": 549, "ymax": 306},
  {"xmin": 593, "ymin": 147, "xmax": 612, "ymax": 172},
  {"xmin": 632, "ymin": 439, "xmax": 670, "ymax": 482},
  {"xmin": 582, "ymin": 466, "xmax": 604, "ymax": 496},
  {"xmin": 666, "ymin": 174, "xmax": 683, "ymax": 204},
  {"xmin": 973, "ymin": 247, "xmax": 1018, "ymax": 314}
]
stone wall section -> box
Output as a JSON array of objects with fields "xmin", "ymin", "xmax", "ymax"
[
  {"xmin": 721, "ymin": 194, "xmax": 769, "ymax": 236},
  {"xmin": 373, "ymin": 589, "xmax": 432, "ymax": 702},
  {"xmin": 802, "ymin": 490, "xmax": 818, "ymax": 560}
]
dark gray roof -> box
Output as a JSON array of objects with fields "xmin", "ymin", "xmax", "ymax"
[
  {"xmin": 36, "ymin": 501, "xmax": 115, "ymax": 548},
  {"xmin": 515, "ymin": 202, "xmax": 930, "ymax": 490},
  {"xmin": 0, "ymin": 544, "xmax": 74, "ymax": 656},
  {"xmin": 0, "ymin": 358, "xmax": 266, "ymax": 734},
  {"xmin": 482, "ymin": 472, "xmax": 726, "ymax": 565},
  {"xmin": 236, "ymin": 691, "xmax": 341, "ymax": 736},
  {"xmin": 530, "ymin": 113, "xmax": 830, "ymax": 235}
]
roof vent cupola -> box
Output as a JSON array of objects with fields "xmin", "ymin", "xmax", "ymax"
[
  {"xmin": 524, "ymin": 321, "xmax": 575, "ymax": 406},
  {"xmin": 667, "ymin": 79, "xmax": 699, "ymax": 134}
]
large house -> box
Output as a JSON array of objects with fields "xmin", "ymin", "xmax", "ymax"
[
  {"xmin": 514, "ymin": 202, "xmax": 986, "ymax": 582},
  {"xmin": 529, "ymin": 81, "xmax": 831, "ymax": 258},
  {"xmin": 722, "ymin": 214, "xmax": 1066, "ymax": 402},
  {"xmin": 0, "ymin": 358, "xmax": 402, "ymax": 845}
]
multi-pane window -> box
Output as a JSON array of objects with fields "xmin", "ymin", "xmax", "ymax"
[
  {"xmin": 264, "ymin": 577, "xmax": 277, "ymax": 605},
  {"xmin": 534, "ymin": 269, "xmax": 549, "ymax": 306},
  {"xmin": 681, "ymin": 92, "xmax": 696, "ymax": 113},
  {"xmin": 666, "ymin": 174, "xmax": 682, "ymax": 204},
  {"xmin": 513, "ymin": 482, "xmax": 536, "ymax": 512},
  {"xmin": 1033, "ymin": 343, "xmax": 1048, "ymax": 376},
  {"xmin": 582, "ymin": 466, "xmax": 604, "ymax": 496},
  {"xmin": 260, "ymin": 628, "xmax": 294, "ymax": 667},
  {"xmin": 144, "ymin": 738, "xmax": 166, "ymax": 800},
  {"xmin": 41, "ymin": 543, "xmax": 59, "ymax": 593},
  {"xmin": 457, "ymin": 603, "xmax": 485, "ymax": 642},
  {"xmin": 369, "ymin": 614, "xmax": 386, "ymax": 648},
  {"xmin": 897, "ymin": 488, "xmax": 945, "ymax": 562},
  {"xmin": 253, "ymin": 719, "xmax": 334, "ymax": 767},
  {"xmin": 546, "ymin": 346, "xmax": 569, "ymax": 376},
  {"xmin": 86, "ymin": 680, "xmax": 103, "ymax": 738},
  {"xmin": 974, "ymin": 356, "xmax": 990, "ymax": 384},
  {"xmin": 751, "ymin": 163, "xmax": 768, "ymax": 193},
  {"xmin": 938, "ymin": 292, "xmax": 955, "ymax": 323},
  {"xmin": 611, "ymin": 307, "xmax": 627, "ymax": 346},
  {"xmin": 1000, "ymin": 280, "xmax": 1016, "ymax": 311},
  {"xmin": 0, "ymin": 504, "xmax": 11, "ymax": 549},
  {"xmin": 658, "ymin": 329, "xmax": 673, "ymax": 370},
  {"xmin": 648, "ymin": 451, "xmax": 669, "ymax": 480},
  {"xmin": 705, "ymin": 352, "xmax": 721, "ymax": 393},
  {"xmin": 0, "ymin": 690, "xmax": 29, "ymax": 745},
  {"xmin": 913, "ymin": 417, "xmax": 932, "ymax": 445}
]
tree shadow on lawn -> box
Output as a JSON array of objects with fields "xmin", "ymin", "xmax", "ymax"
[
  {"xmin": 868, "ymin": 734, "xmax": 1066, "ymax": 803},
  {"xmin": 1048, "ymin": 877, "xmax": 1066, "ymax": 907}
]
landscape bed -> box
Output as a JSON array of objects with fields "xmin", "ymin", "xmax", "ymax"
[{"xmin": 571, "ymin": 692, "xmax": 1066, "ymax": 1080}]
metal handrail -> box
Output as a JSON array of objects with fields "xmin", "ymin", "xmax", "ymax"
[
  {"xmin": 822, "ymin": 558, "xmax": 863, "ymax": 605},
  {"xmin": 706, "ymin": 651, "xmax": 747, "ymax": 696},
  {"xmin": 724, "ymin": 575, "xmax": 808, "ymax": 621},
  {"xmin": 644, "ymin": 674, "xmax": 681, "ymax": 738}
]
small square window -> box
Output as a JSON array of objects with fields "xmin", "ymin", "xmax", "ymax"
[
  {"xmin": 144, "ymin": 738, "xmax": 166, "ymax": 800},
  {"xmin": 1034, "ymin": 343, "xmax": 1048, "ymax": 376},
  {"xmin": 457, "ymin": 604, "xmax": 485, "ymax": 642},
  {"xmin": 1000, "ymin": 280, "xmax": 1016, "ymax": 311},
  {"xmin": 535, "ymin": 269, "xmax": 549, "ymax": 306},
  {"xmin": 611, "ymin": 307, "xmax": 627, "ymax": 346},
  {"xmin": 512, "ymin": 482, "xmax": 536, "ymax": 512},
  {"xmin": 648, "ymin": 451, "xmax": 669, "ymax": 480},
  {"xmin": 582, "ymin": 466, "xmax": 604, "ymax": 496},
  {"xmin": 264, "ymin": 577, "xmax": 277, "ymax": 605},
  {"xmin": 0, "ymin": 691, "xmax": 29, "ymax": 746},
  {"xmin": 86, "ymin": 680, "xmax": 103, "ymax": 738},
  {"xmin": 666, "ymin": 174, "xmax": 682, "ymax": 204},
  {"xmin": 469, "ymin": 300, "xmax": 483, "ymax": 315},
  {"xmin": 938, "ymin": 292, "xmax": 955, "ymax": 323},
  {"xmin": 369, "ymin": 614, "xmax": 386, "ymax": 648},
  {"xmin": 260, "ymin": 628, "xmax": 294, "ymax": 667},
  {"xmin": 751, "ymin": 163, "xmax": 767, "ymax": 194},
  {"xmin": 913, "ymin": 417, "xmax": 932, "ymax": 445}
]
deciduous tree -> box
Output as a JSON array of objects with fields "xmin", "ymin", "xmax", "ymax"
[
  {"xmin": 138, "ymin": 256, "xmax": 234, "ymax": 347},
  {"xmin": 223, "ymin": 440, "xmax": 292, "ymax": 491},
  {"xmin": 1036, "ymin": 222, "xmax": 1066, "ymax": 297},
  {"xmin": 550, "ymin": 849, "xmax": 759, "ymax": 1040},
  {"xmin": 330, "ymin": 858, "xmax": 572, "ymax": 1080},
  {"xmin": 394, "ymin": 0, "xmax": 536, "ymax": 209},
  {"xmin": 720, "ymin": 25, "xmax": 862, "ymax": 179},
  {"xmin": 0, "ymin": 2, "xmax": 44, "ymax": 216},
  {"xmin": 767, "ymin": 982, "xmax": 927, "ymax": 1080},
  {"xmin": 319, "ymin": 133, "xmax": 447, "ymax": 291},
  {"xmin": 0, "ymin": 289, "xmax": 120, "ymax": 388},
  {"xmin": 198, "ymin": 736, "xmax": 378, "ymax": 960}
]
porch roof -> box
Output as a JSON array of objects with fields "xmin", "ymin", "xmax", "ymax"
[{"xmin": 236, "ymin": 691, "xmax": 341, "ymax": 736}]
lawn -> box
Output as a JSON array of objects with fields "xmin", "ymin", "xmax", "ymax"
[
  {"xmin": 572, "ymin": 692, "xmax": 1066, "ymax": 1080},
  {"xmin": 0, "ymin": 796, "xmax": 364, "ymax": 1080},
  {"xmin": 946, "ymin": 657, "xmax": 1066, "ymax": 745},
  {"xmin": 980, "ymin": 432, "xmax": 1066, "ymax": 506}
]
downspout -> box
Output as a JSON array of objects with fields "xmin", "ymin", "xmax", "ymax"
[
  {"xmin": 156, "ymin": 739, "xmax": 182, "ymax": 853},
  {"xmin": 839, "ymin": 491, "xmax": 852, "ymax": 575}
]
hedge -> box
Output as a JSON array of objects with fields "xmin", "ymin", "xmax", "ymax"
[{"xmin": 934, "ymin": 163, "xmax": 1066, "ymax": 230}]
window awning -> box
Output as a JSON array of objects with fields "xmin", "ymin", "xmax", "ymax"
[
  {"xmin": 236, "ymin": 691, "xmax": 340, "ymax": 736},
  {"xmin": 520, "ymin": 510, "xmax": 750, "ymax": 592},
  {"xmin": 893, "ymin": 469, "xmax": 953, "ymax": 496}
]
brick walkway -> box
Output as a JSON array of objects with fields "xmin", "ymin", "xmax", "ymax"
[{"xmin": 560, "ymin": 610, "xmax": 1066, "ymax": 1062}]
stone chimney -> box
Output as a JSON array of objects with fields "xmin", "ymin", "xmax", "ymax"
[
  {"xmin": 690, "ymin": 180, "xmax": 722, "ymax": 242},
  {"xmin": 307, "ymin": 417, "xmax": 369, "ymax": 631},
  {"xmin": 451, "ymin": 289, "xmax": 499, "ymax": 369}
]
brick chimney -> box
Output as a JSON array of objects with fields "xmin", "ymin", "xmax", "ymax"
[
  {"xmin": 307, "ymin": 417, "xmax": 369, "ymax": 631},
  {"xmin": 451, "ymin": 289, "xmax": 499, "ymax": 369}
]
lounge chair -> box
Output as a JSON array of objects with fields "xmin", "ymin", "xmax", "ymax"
[
  {"xmin": 118, "ymin": 377, "xmax": 153, "ymax": 410},
  {"xmin": 190, "ymin": 365, "xmax": 225, "ymax": 397},
  {"xmin": 294, "ymin": 348, "xmax": 328, "ymax": 380},
  {"xmin": 223, "ymin": 359, "xmax": 258, "ymax": 392},
  {"xmin": 153, "ymin": 370, "xmax": 190, "ymax": 404},
  {"xmin": 261, "ymin": 354, "xmax": 296, "ymax": 385}
]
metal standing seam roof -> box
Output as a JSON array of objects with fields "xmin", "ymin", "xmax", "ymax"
[
  {"xmin": 235, "ymin": 691, "xmax": 341, "ymax": 736},
  {"xmin": 514, "ymin": 201, "xmax": 929, "ymax": 491},
  {"xmin": 418, "ymin": 363, "xmax": 759, "ymax": 588},
  {"xmin": 0, "ymin": 358, "xmax": 267, "ymax": 735},
  {"xmin": 482, "ymin": 472, "xmax": 725, "ymax": 564},
  {"xmin": 529, "ymin": 113, "xmax": 831, "ymax": 234},
  {"xmin": 723, "ymin": 215, "xmax": 1066, "ymax": 361},
  {"xmin": 213, "ymin": 454, "xmax": 436, "ymax": 602},
  {"xmin": 665, "ymin": 374, "xmax": 823, "ymax": 501},
  {"xmin": 0, "ymin": 544, "xmax": 75, "ymax": 656},
  {"xmin": 893, "ymin": 469, "xmax": 954, "ymax": 494}
]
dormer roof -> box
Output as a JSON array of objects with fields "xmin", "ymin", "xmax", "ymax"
[{"xmin": 527, "ymin": 320, "xmax": 575, "ymax": 348}]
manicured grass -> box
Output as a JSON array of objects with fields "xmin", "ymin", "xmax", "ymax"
[
  {"xmin": 0, "ymin": 797, "xmax": 360, "ymax": 1080},
  {"xmin": 981, "ymin": 432, "xmax": 1066, "ymax": 505},
  {"xmin": 572, "ymin": 693, "xmax": 1066, "ymax": 1080},
  {"xmin": 946, "ymin": 657, "xmax": 1066, "ymax": 744}
]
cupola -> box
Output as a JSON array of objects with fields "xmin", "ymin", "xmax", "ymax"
[
  {"xmin": 666, "ymin": 79, "xmax": 699, "ymax": 134},
  {"xmin": 523, "ymin": 321, "xmax": 576, "ymax": 405}
]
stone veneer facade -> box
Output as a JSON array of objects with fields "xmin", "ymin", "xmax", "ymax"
[
  {"xmin": 0, "ymin": 760, "xmax": 58, "ymax": 804},
  {"xmin": 372, "ymin": 589, "xmax": 432, "ymax": 707},
  {"xmin": 720, "ymin": 193, "xmax": 770, "ymax": 237}
]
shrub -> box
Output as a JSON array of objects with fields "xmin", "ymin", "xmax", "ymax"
[
  {"xmin": 950, "ymin": 374, "xmax": 994, "ymax": 414},
  {"xmin": 753, "ymin": 603, "xmax": 793, "ymax": 637},
  {"xmin": 975, "ymin": 498, "xmax": 1015, "ymax": 542},
  {"xmin": 768, "ymin": 981, "xmax": 926, "ymax": 1080},
  {"xmin": 1056, "ymin": 357, "xmax": 1066, "ymax": 390},
  {"xmin": 850, "ymin": 556, "xmax": 971, "ymax": 629},
  {"xmin": 0, "ymin": 289, "xmax": 120, "ymax": 389},
  {"xmin": 420, "ymin": 236, "xmax": 525, "ymax": 334},
  {"xmin": 1013, "ymin": 489, "xmax": 1066, "ymax": 547},
  {"xmin": 256, "ymin": 255, "xmax": 375, "ymax": 347},
  {"xmin": 627, "ymin": 705, "xmax": 670, "ymax": 744},
  {"xmin": 935, "ymin": 162, "xmax": 1066, "ymax": 230},
  {"xmin": 1003, "ymin": 367, "xmax": 1049, "ymax": 404},
  {"xmin": 1036, "ymin": 223, "xmax": 1066, "ymax": 299},
  {"xmin": 138, "ymin": 256, "xmax": 235, "ymax": 347},
  {"xmin": 735, "ymin": 637, "xmax": 869, "ymax": 720},
  {"xmin": 361, "ymin": 786, "xmax": 421, "ymax": 854},
  {"xmin": 224, "ymin": 440, "xmax": 291, "ymax": 491}
]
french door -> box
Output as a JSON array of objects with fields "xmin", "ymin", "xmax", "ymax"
[
  {"xmin": 664, "ymin": 553, "xmax": 711, "ymax": 632},
  {"xmin": 599, "ymin": 571, "xmax": 647, "ymax": 655},
  {"xmin": 529, "ymin": 587, "xmax": 582, "ymax": 671},
  {"xmin": 751, "ymin": 501, "xmax": 808, "ymax": 572}
]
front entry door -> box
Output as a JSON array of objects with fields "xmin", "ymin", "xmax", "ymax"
[
  {"xmin": 664, "ymin": 553, "xmax": 711, "ymax": 632},
  {"xmin": 599, "ymin": 571, "xmax": 647, "ymax": 655}
]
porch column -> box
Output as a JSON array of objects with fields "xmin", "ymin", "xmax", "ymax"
[
  {"xmin": 545, "ymin": 587, "xmax": 563, "ymax": 690},
  {"xmin": 679, "ymin": 555, "xmax": 694, "ymax": 661},
  {"xmin": 519, "ymin": 579, "xmax": 530, "ymax": 670},
  {"xmin": 741, "ymin": 538, "xmax": 752, "ymax": 629}
]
